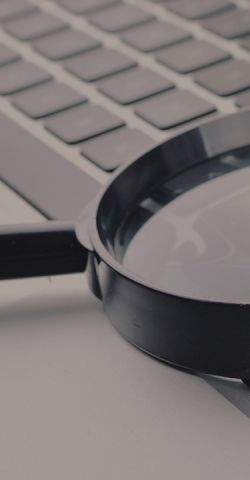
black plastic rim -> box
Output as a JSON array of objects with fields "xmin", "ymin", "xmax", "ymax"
[{"xmin": 79, "ymin": 111, "xmax": 250, "ymax": 380}]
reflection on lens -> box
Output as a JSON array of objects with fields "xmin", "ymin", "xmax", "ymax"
[{"xmin": 116, "ymin": 149, "xmax": 250, "ymax": 304}]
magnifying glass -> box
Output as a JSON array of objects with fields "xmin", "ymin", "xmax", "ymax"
[{"xmin": 1, "ymin": 110, "xmax": 250, "ymax": 385}]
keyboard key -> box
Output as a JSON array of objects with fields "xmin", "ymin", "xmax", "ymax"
[
  {"xmin": 56, "ymin": 0, "xmax": 120, "ymax": 14},
  {"xmin": 121, "ymin": 20, "xmax": 191, "ymax": 53},
  {"xmin": 195, "ymin": 60, "xmax": 250, "ymax": 96},
  {"xmin": 0, "ymin": 43, "xmax": 20, "ymax": 67},
  {"xmin": 45, "ymin": 104, "xmax": 124, "ymax": 144},
  {"xmin": 203, "ymin": 9, "xmax": 250, "ymax": 39},
  {"xmin": 65, "ymin": 47, "xmax": 137, "ymax": 82},
  {"xmin": 167, "ymin": 0, "xmax": 234, "ymax": 20},
  {"xmin": 0, "ymin": 112, "xmax": 100, "ymax": 219},
  {"xmin": 241, "ymin": 36, "xmax": 250, "ymax": 50},
  {"xmin": 157, "ymin": 39, "xmax": 230, "ymax": 73},
  {"xmin": 12, "ymin": 82, "xmax": 87, "ymax": 118},
  {"xmin": 135, "ymin": 90, "xmax": 216, "ymax": 129},
  {"xmin": 5, "ymin": 11, "xmax": 68, "ymax": 41},
  {"xmin": 235, "ymin": 90, "xmax": 250, "ymax": 108},
  {"xmin": 0, "ymin": 1, "xmax": 37, "ymax": 23},
  {"xmin": 0, "ymin": 60, "xmax": 52, "ymax": 95},
  {"xmin": 99, "ymin": 67, "xmax": 174, "ymax": 104},
  {"xmin": 33, "ymin": 29, "xmax": 101, "ymax": 61},
  {"xmin": 81, "ymin": 127, "xmax": 156, "ymax": 171},
  {"xmin": 89, "ymin": 4, "xmax": 154, "ymax": 33}
]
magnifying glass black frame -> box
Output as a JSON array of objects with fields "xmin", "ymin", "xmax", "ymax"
[{"xmin": 1, "ymin": 110, "xmax": 250, "ymax": 385}]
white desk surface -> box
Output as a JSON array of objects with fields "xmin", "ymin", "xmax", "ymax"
[{"xmin": 0, "ymin": 181, "xmax": 250, "ymax": 480}]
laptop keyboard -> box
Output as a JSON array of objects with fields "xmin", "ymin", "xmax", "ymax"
[{"xmin": 0, "ymin": 0, "xmax": 249, "ymax": 218}]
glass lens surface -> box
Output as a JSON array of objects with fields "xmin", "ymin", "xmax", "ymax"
[{"xmin": 117, "ymin": 149, "xmax": 250, "ymax": 303}]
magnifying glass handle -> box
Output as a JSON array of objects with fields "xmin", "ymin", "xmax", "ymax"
[{"xmin": 0, "ymin": 221, "xmax": 87, "ymax": 280}]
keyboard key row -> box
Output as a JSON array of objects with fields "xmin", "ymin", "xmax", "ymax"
[
  {"xmin": 0, "ymin": 56, "xmax": 215, "ymax": 137},
  {"xmin": 63, "ymin": 42, "xmax": 250, "ymax": 101},
  {"xmin": 3, "ymin": 1, "xmax": 247, "ymax": 102},
  {"xmin": 0, "ymin": 45, "xmax": 157, "ymax": 172},
  {"xmin": 54, "ymin": 0, "xmax": 250, "ymax": 47},
  {"xmin": 0, "ymin": 18, "xmax": 222, "ymax": 175},
  {"xmin": 1, "ymin": 5, "xmax": 193, "ymax": 70},
  {"xmin": 42, "ymin": 87, "xmax": 216, "ymax": 145},
  {"xmin": 0, "ymin": 57, "xmax": 155, "ymax": 172},
  {"xmin": 0, "ymin": 40, "xmax": 216, "ymax": 131},
  {"xmin": 164, "ymin": 1, "xmax": 250, "ymax": 41}
]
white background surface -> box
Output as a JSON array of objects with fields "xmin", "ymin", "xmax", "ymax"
[{"xmin": 1, "ymin": 181, "xmax": 250, "ymax": 479}]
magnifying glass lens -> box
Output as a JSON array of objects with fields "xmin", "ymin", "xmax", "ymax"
[{"xmin": 116, "ymin": 148, "xmax": 250, "ymax": 304}]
